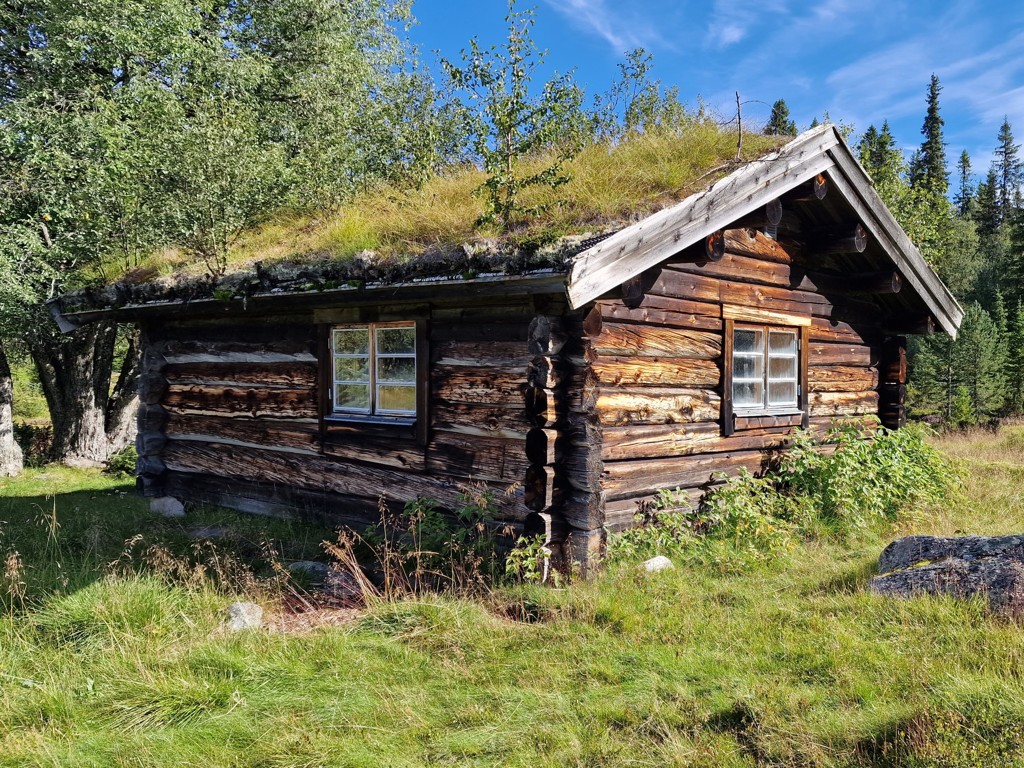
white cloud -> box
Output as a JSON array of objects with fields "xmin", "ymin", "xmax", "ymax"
[
  {"xmin": 543, "ymin": 0, "xmax": 659, "ymax": 53},
  {"xmin": 704, "ymin": 0, "xmax": 788, "ymax": 49}
]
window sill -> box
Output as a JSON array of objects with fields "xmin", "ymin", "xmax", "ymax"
[
  {"xmin": 324, "ymin": 414, "xmax": 416, "ymax": 428},
  {"xmin": 732, "ymin": 411, "xmax": 806, "ymax": 430}
]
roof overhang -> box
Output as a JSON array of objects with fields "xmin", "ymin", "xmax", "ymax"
[{"xmin": 566, "ymin": 124, "xmax": 964, "ymax": 338}]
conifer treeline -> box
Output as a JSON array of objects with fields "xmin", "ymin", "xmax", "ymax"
[{"xmin": 861, "ymin": 75, "xmax": 1024, "ymax": 425}]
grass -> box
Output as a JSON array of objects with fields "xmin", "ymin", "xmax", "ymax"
[
  {"xmin": 1, "ymin": 427, "xmax": 1023, "ymax": 765},
  {"xmin": 126, "ymin": 123, "xmax": 785, "ymax": 281}
]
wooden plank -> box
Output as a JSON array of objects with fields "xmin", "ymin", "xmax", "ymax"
[
  {"xmin": 601, "ymin": 449, "xmax": 771, "ymax": 500},
  {"xmin": 432, "ymin": 340, "xmax": 528, "ymax": 368},
  {"xmin": 163, "ymin": 383, "xmax": 317, "ymax": 419},
  {"xmin": 162, "ymin": 339, "xmax": 316, "ymax": 365},
  {"xmin": 596, "ymin": 295, "xmax": 723, "ymax": 332},
  {"xmin": 567, "ymin": 126, "xmax": 840, "ymax": 308},
  {"xmin": 808, "ymin": 341, "xmax": 876, "ymax": 367}
]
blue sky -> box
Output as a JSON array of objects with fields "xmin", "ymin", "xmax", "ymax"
[{"xmin": 410, "ymin": 0, "xmax": 1024, "ymax": 180}]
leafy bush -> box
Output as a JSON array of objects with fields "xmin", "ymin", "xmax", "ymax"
[
  {"xmin": 105, "ymin": 445, "xmax": 138, "ymax": 476},
  {"xmin": 608, "ymin": 423, "xmax": 957, "ymax": 567},
  {"xmin": 13, "ymin": 422, "xmax": 52, "ymax": 467}
]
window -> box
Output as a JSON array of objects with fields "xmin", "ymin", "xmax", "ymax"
[
  {"xmin": 330, "ymin": 323, "xmax": 417, "ymax": 418},
  {"xmin": 722, "ymin": 308, "xmax": 809, "ymax": 435},
  {"xmin": 732, "ymin": 326, "xmax": 799, "ymax": 412}
]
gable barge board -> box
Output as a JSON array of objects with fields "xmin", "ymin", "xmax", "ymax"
[{"xmin": 567, "ymin": 128, "xmax": 841, "ymax": 308}]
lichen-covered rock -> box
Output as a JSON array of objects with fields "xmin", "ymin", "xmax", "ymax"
[
  {"xmin": 642, "ymin": 555, "xmax": 675, "ymax": 573},
  {"xmin": 877, "ymin": 534, "xmax": 1024, "ymax": 574},
  {"xmin": 227, "ymin": 601, "xmax": 263, "ymax": 631},
  {"xmin": 871, "ymin": 534, "xmax": 1024, "ymax": 618}
]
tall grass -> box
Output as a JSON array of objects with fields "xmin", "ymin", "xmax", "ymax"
[{"xmin": 1, "ymin": 428, "xmax": 1023, "ymax": 765}]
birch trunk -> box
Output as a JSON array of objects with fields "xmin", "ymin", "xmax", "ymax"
[{"xmin": 0, "ymin": 339, "xmax": 23, "ymax": 476}]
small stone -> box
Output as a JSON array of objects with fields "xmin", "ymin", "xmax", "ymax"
[
  {"xmin": 642, "ymin": 555, "xmax": 675, "ymax": 573},
  {"xmin": 227, "ymin": 601, "xmax": 263, "ymax": 631},
  {"xmin": 151, "ymin": 496, "xmax": 185, "ymax": 518}
]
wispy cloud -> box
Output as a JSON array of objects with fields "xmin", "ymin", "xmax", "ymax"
[
  {"xmin": 543, "ymin": 0, "xmax": 660, "ymax": 53},
  {"xmin": 704, "ymin": 0, "xmax": 788, "ymax": 49}
]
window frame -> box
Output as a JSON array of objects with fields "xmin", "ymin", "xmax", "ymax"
[
  {"xmin": 322, "ymin": 320, "xmax": 428, "ymax": 432},
  {"xmin": 722, "ymin": 309, "xmax": 809, "ymax": 436}
]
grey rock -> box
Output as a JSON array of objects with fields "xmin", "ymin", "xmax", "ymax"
[
  {"xmin": 151, "ymin": 496, "xmax": 185, "ymax": 518},
  {"xmin": 287, "ymin": 560, "xmax": 331, "ymax": 582},
  {"xmin": 870, "ymin": 556, "xmax": 1024, "ymax": 618},
  {"xmin": 877, "ymin": 534, "xmax": 1024, "ymax": 574},
  {"xmin": 642, "ymin": 555, "xmax": 675, "ymax": 573},
  {"xmin": 227, "ymin": 601, "xmax": 263, "ymax": 631}
]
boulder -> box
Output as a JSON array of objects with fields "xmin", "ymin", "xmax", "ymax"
[
  {"xmin": 877, "ymin": 534, "xmax": 1024, "ymax": 574},
  {"xmin": 871, "ymin": 534, "xmax": 1024, "ymax": 618},
  {"xmin": 227, "ymin": 601, "xmax": 263, "ymax": 631}
]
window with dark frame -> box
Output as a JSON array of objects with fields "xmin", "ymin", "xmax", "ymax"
[
  {"xmin": 330, "ymin": 323, "xmax": 417, "ymax": 418},
  {"xmin": 722, "ymin": 309, "xmax": 809, "ymax": 436}
]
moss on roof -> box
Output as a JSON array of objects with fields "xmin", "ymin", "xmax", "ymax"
[{"xmin": 74, "ymin": 123, "xmax": 785, "ymax": 311}]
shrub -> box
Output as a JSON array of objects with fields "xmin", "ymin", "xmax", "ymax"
[
  {"xmin": 13, "ymin": 422, "xmax": 52, "ymax": 467},
  {"xmin": 608, "ymin": 423, "xmax": 958, "ymax": 567},
  {"xmin": 105, "ymin": 445, "xmax": 138, "ymax": 476}
]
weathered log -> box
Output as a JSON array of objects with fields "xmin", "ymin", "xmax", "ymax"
[
  {"xmin": 523, "ymin": 511, "xmax": 569, "ymax": 544},
  {"xmin": 589, "ymin": 322, "xmax": 722, "ymax": 359},
  {"xmin": 427, "ymin": 432, "xmax": 528, "ymax": 482},
  {"xmin": 432, "ymin": 340, "xmax": 529, "ymax": 369},
  {"xmin": 788, "ymin": 174, "xmax": 828, "ymax": 202},
  {"xmin": 822, "ymin": 223, "xmax": 868, "ymax": 254},
  {"xmin": 877, "ymin": 382, "xmax": 907, "ymax": 403},
  {"xmin": 138, "ymin": 372, "xmax": 168, "ymax": 405},
  {"xmin": 809, "ymin": 317, "xmax": 878, "ymax": 344},
  {"xmin": 595, "ymin": 296, "xmax": 722, "ymax": 333},
  {"xmin": 528, "ymin": 315, "xmax": 568, "ymax": 356},
  {"xmin": 808, "ymin": 341, "xmax": 876, "ymax": 367},
  {"xmin": 705, "ymin": 230, "xmax": 725, "ymax": 262},
  {"xmin": 590, "ymin": 356, "xmax": 720, "ymax": 388},
  {"xmin": 433, "ymin": 365, "xmax": 527, "ymax": 405},
  {"xmin": 524, "ymin": 385, "xmax": 558, "ymax": 428},
  {"xmin": 561, "ymin": 448, "xmax": 604, "ymax": 493},
  {"xmin": 137, "ymin": 455, "xmax": 167, "ymax": 476},
  {"xmin": 136, "ymin": 430, "xmax": 168, "ymax": 458},
  {"xmin": 601, "ymin": 449, "xmax": 771, "ymax": 500},
  {"xmin": 878, "ymin": 404, "xmax": 906, "ymax": 429},
  {"xmin": 524, "ymin": 464, "xmax": 556, "ymax": 511},
  {"xmin": 808, "ymin": 365, "xmax": 879, "ymax": 393},
  {"xmin": 722, "ymin": 228, "xmax": 796, "ymax": 263},
  {"xmin": 167, "ymin": 414, "xmax": 318, "ymax": 454},
  {"xmin": 431, "ymin": 319, "xmax": 528, "ymax": 343},
  {"xmin": 162, "ymin": 339, "xmax": 315, "ymax": 364},
  {"xmin": 138, "ymin": 403, "xmax": 169, "ymax": 431},
  {"xmin": 805, "ymin": 270, "xmax": 901, "ymax": 296},
  {"xmin": 879, "ymin": 337, "xmax": 908, "ymax": 384},
  {"xmin": 620, "ymin": 274, "xmax": 646, "ymax": 307},
  {"xmin": 560, "ymin": 490, "xmax": 604, "ymax": 530},
  {"xmin": 526, "ymin": 356, "xmax": 563, "ymax": 389},
  {"xmin": 162, "ymin": 384, "xmax": 317, "ymax": 419},
  {"xmin": 162, "ymin": 440, "xmax": 525, "ymax": 521},
  {"xmin": 526, "ymin": 428, "xmax": 560, "ymax": 466},
  {"xmin": 564, "ymin": 527, "xmax": 604, "ymax": 572},
  {"xmin": 595, "ymin": 387, "xmax": 720, "ymax": 426},
  {"xmin": 432, "ymin": 402, "xmax": 531, "ymax": 440},
  {"xmin": 162, "ymin": 361, "xmax": 318, "ymax": 389},
  {"xmin": 808, "ymin": 390, "xmax": 879, "ymax": 416}
]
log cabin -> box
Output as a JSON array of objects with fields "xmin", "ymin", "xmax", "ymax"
[{"xmin": 54, "ymin": 125, "xmax": 963, "ymax": 567}]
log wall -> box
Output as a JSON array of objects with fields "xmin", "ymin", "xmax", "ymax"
[
  {"xmin": 137, "ymin": 302, "xmax": 543, "ymax": 534},
  {"xmin": 577, "ymin": 228, "xmax": 889, "ymax": 532}
]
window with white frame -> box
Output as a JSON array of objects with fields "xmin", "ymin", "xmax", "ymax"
[
  {"xmin": 330, "ymin": 323, "xmax": 417, "ymax": 417},
  {"xmin": 732, "ymin": 325, "xmax": 800, "ymax": 413}
]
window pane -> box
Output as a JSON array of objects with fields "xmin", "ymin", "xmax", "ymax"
[
  {"xmin": 768, "ymin": 330, "xmax": 797, "ymax": 354},
  {"xmin": 734, "ymin": 354, "xmax": 762, "ymax": 379},
  {"xmin": 377, "ymin": 327, "xmax": 416, "ymax": 354},
  {"xmin": 377, "ymin": 357, "xmax": 415, "ymax": 382},
  {"xmin": 768, "ymin": 382, "xmax": 797, "ymax": 406},
  {"xmin": 734, "ymin": 328, "xmax": 762, "ymax": 353},
  {"xmin": 734, "ymin": 381, "xmax": 763, "ymax": 407},
  {"xmin": 333, "ymin": 328, "xmax": 369, "ymax": 355},
  {"xmin": 377, "ymin": 385, "xmax": 416, "ymax": 413},
  {"xmin": 335, "ymin": 384, "xmax": 370, "ymax": 411},
  {"xmin": 334, "ymin": 356, "xmax": 370, "ymax": 382},
  {"xmin": 768, "ymin": 356, "xmax": 796, "ymax": 380}
]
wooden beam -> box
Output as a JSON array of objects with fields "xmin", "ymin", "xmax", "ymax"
[
  {"xmin": 788, "ymin": 174, "xmax": 828, "ymax": 202},
  {"xmin": 822, "ymin": 223, "xmax": 868, "ymax": 254}
]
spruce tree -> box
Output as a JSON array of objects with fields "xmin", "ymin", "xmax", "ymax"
[
  {"xmin": 764, "ymin": 99, "xmax": 797, "ymax": 136},
  {"xmin": 975, "ymin": 168, "xmax": 1001, "ymax": 239},
  {"xmin": 911, "ymin": 74, "xmax": 948, "ymax": 195},
  {"xmin": 1007, "ymin": 298, "xmax": 1024, "ymax": 413},
  {"xmin": 955, "ymin": 150, "xmax": 973, "ymax": 217},
  {"xmin": 953, "ymin": 302, "xmax": 1006, "ymax": 419},
  {"xmin": 995, "ymin": 118, "xmax": 1022, "ymax": 215}
]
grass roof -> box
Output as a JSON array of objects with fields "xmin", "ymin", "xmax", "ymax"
[{"xmin": 76, "ymin": 123, "xmax": 786, "ymax": 310}]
